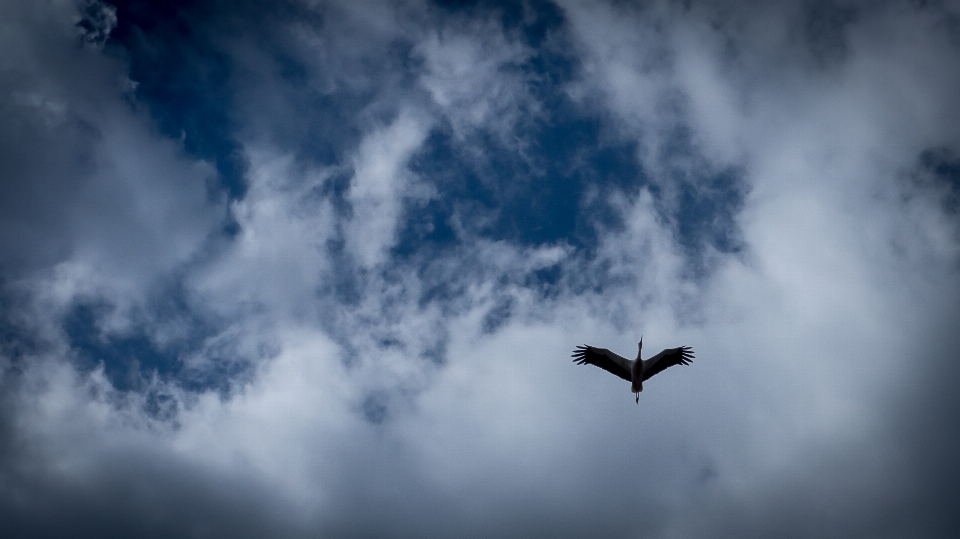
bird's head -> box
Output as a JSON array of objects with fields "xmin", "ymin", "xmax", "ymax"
[{"xmin": 636, "ymin": 336, "xmax": 643, "ymax": 359}]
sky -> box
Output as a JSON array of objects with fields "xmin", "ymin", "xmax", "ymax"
[{"xmin": 1, "ymin": 0, "xmax": 959, "ymax": 537}]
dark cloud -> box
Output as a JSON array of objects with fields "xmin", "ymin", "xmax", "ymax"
[
  {"xmin": 803, "ymin": 0, "xmax": 859, "ymax": 65},
  {"xmin": 0, "ymin": 447, "xmax": 314, "ymax": 539}
]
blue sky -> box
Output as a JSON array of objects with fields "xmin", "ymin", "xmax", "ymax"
[{"xmin": 2, "ymin": 0, "xmax": 960, "ymax": 537}]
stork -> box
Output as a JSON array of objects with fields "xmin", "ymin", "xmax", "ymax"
[{"xmin": 572, "ymin": 337, "xmax": 694, "ymax": 403}]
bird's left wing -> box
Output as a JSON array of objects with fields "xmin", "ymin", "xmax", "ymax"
[
  {"xmin": 571, "ymin": 345, "xmax": 632, "ymax": 382},
  {"xmin": 641, "ymin": 346, "xmax": 694, "ymax": 382}
]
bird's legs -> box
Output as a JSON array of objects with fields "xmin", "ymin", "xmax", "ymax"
[{"xmin": 635, "ymin": 392, "xmax": 639, "ymax": 404}]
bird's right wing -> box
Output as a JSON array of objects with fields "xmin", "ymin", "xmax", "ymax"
[{"xmin": 571, "ymin": 345, "xmax": 632, "ymax": 382}]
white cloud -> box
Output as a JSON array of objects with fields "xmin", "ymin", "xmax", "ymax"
[
  {"xmin": 190, "ymin": 148, "xmax": 335, "ymax": 322},
  {"xmin": 346, "ymin": 110, "xmax": 431, "ymax": 268},
  {"xmin": 417, "ymin": 19, "xmax": 536, "ymax": 141}
]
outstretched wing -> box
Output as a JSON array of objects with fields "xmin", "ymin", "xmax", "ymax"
[
  {"xmin": 641, "ymin": 346, "xmax": 694, "ymax": 382},
  {"xmin": 571, "ymin": 345, "xmax": 632, "ymax": 382}
]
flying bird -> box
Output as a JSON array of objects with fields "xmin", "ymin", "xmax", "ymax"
[{"xmin": 572, "ymin": 337, "xmax": 694, "ymax": 403}]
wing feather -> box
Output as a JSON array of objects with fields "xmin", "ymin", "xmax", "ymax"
[
  {"xmin": 571, "ymin": 345, "xmax": 632, "ymax": 382},
  {"xmin": 641, "ymin": 346, "xmax": 694, "ymax": 382}
]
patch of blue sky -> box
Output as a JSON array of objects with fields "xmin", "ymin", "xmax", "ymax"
[
  {"xmin": 676, "ymin": 168, "xmax": 745, "ymax": 248},
  {"xmin": 654, "ymin": 124, "xmax": 745, "ymax": 230},
  {"xmin": 0, "ymin": 282, "xmax": 42, "ymax": 365},
  {"xmin": 401, "ymin": 115, "xmax": 644, "ymax": 251},
  {"xmin": 643, "ymin": 116, "xmax": 748, "ymax": 278},
  {"xmin": 61, "ymin": 279, "xmax": 247, "ymax": 396},
  {"xmin": 434, "ymin": 0, "xmax": 567, "ymax": 47},
  {"xmin": 64, "ymin": 301, "xmax": 179, "ymax": 391},
  {"xmin": 106, "ymin": 0, "xmax": 248, "ymax": 199},
  {"xmin": 258, "ymin": 36, "xmax": 420, "ymax": 168},
  {"xmin": 920, "ymin": 148, "xmax": 960, "ymax": 212}
]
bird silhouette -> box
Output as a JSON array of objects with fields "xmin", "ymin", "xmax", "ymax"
[{"xmin": 572, "ymin": 337, "xmax": 694, "ymax": 403}]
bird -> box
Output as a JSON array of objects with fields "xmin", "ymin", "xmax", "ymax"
[{"xmin": 572, "ymin": 337, "xmax": 694, "ymax": 403}]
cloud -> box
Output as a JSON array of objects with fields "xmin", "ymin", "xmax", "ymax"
[
  {"xmin": 416, "ymin": 14, "xmax": 537, "ymax": 141},
  {"xmin": 1, "ymin": 0, "xmax": 959, "ymax": 537},
  {"xmin": 346, "ymin": 110, "xmax": 432, "ymax": 267}
]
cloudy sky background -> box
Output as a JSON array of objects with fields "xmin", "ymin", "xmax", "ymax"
[{"xmin": 2, "ymin": 0, "xmax": 959, "ymax": 536}]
